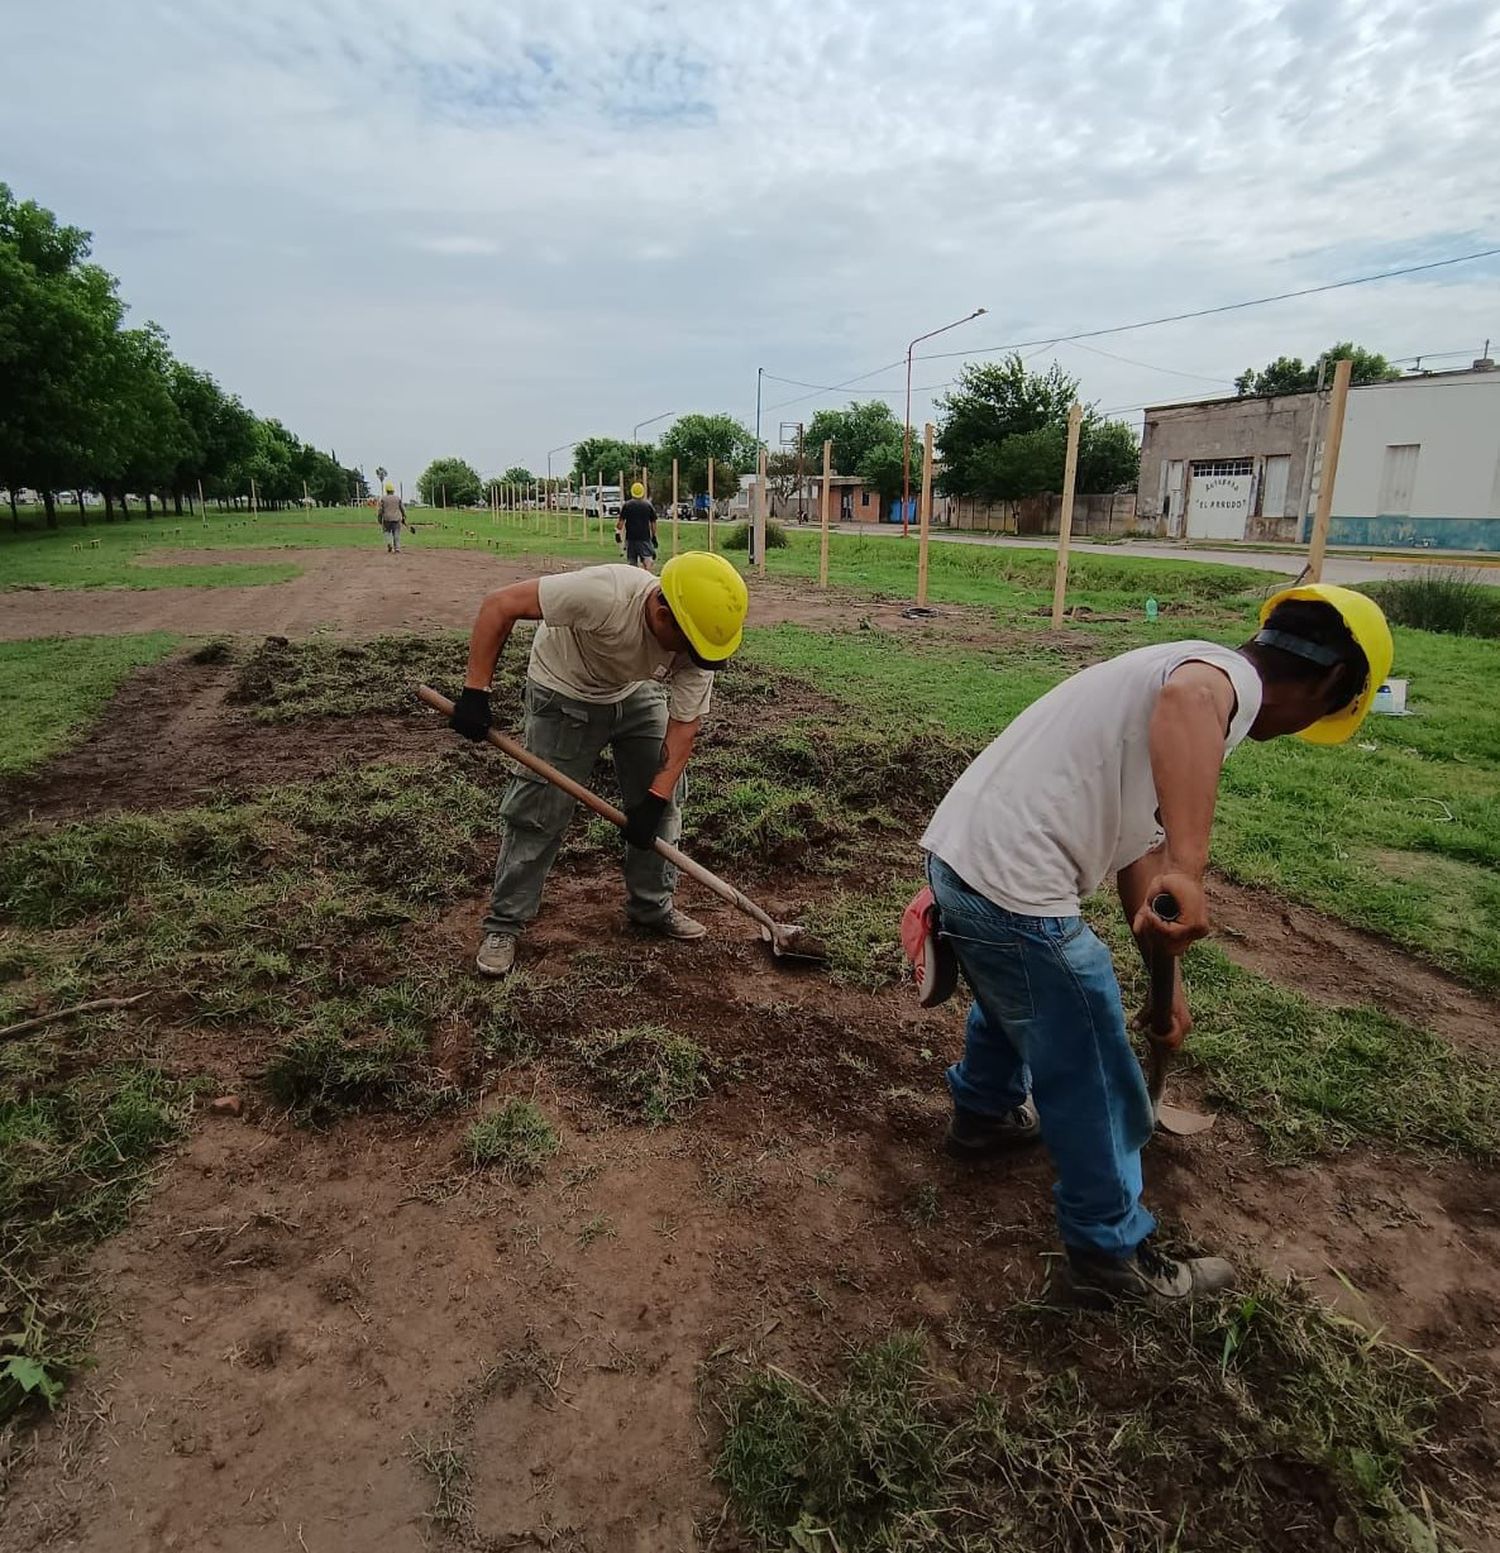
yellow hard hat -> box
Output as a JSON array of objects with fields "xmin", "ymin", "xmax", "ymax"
[
  {"xmin": 659, "ymin": 552, "xmax": 748, "ymax": 667},
  {"xmin": 1258, "ymin": 583, "xmax": 1394, "ymax": 745},
  {"xmin": 384, "ymin": 481, "xmax": 395, "ymax": 494},
  {"xmin": 630, "ymin": 481, "xmax": 645, "ymax": 498}
]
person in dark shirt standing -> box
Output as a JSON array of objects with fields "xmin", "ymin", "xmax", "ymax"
[{"xmin": 617, "ymin": 482, "xmax": 658, "ymax": 572}]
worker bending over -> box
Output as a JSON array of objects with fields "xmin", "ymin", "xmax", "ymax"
[
  {"xmin": 921, "ymin": 585, "xmax": 1392, "ymax": 1304},
  {"xmin": 450, "ymin": 554, "xmax": 749, "ymax": 977}
]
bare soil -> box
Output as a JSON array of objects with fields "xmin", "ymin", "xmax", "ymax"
[
  {"xmin": 3, "ymin": 643, "xmax": 1500, "ymax": 1550},
  {"xmin": 0, "ymin": 548, "xmax": 1052, "ymax": 649}
]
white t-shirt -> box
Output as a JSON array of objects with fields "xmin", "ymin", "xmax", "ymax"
[
  {"xmin": 530, "ymin": 565, "xmax": 714, "ymax": 722},
  {"xmin": 921, "ymin": 642, "xmax": 1263, "ymax": 916}
]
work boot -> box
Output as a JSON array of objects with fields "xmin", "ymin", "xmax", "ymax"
[
  {"xmin": 644, "ymin": 909, "xmax": 708, "ymax": 942},
  {"xmin": 474, "ymin": 933, "xmax": 517, "ymax": 978},
  {"xmin": 945, "ymin": 1102, "xmax": 1041, "ymax": 1158},
  {"xmin": 1062, "ymin": 1238, "xmax": 1237, "ymax": 1308}
]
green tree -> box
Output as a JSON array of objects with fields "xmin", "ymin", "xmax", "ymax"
[
  {"xmin": 499, "ymin": 465, "xmax": 535, "ymax": 488},
  {"xmin": 1078, "ymin": 419, "xmax": 1140, "ymax": 493},
  {"xmin": 650, "ymin": 414, "xmax": 755, "ymax": 499},
  {"xmin": 1235, "ymin": 341, "xmax": 1402, "ymax": 397},
  {"xmin": 418, "ymin": 456, "xmax": 482, "ymax": 507},
  {"xmin": 855, "ymin": 438, "xmax": 911, "ymax": 504},
  {"xmin": 804, "ymin": 401, "xmax": 907, "ymax": 477},
  {"xmin": 572, "ymin": 437, "xmax": 653, "ymax": 490}
]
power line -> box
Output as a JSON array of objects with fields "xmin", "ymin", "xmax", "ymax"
[
  {"xmin": 915, "ymin": 246, "xmax": 1500, "ymax": 363},
  {"xmin": 1059, "ymin": 339, "xmax": 1235, "ymax": 385}
]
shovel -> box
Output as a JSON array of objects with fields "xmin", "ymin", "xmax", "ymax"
[
  {"xmin": 417, "ymin": 685, "xmax": 827, "ymax": 964},
  {"xmin": 1144, "ymin": 892, "xmax": 1217, "ymax": 1137}
]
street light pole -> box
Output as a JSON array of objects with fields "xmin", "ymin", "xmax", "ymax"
[
  {"xmin": 755, "ymin": 366, "xmax": 764, "ymax": 448},
  {"xmin": 547, "ymin": 441, "xmax": 578, "ymax": 513},
  {"xmin": 902, "ymin": 307, "xmax": 986, "ymax": 538},
  {"xmin": 631, "ymin": 411, "xmax": 675, "ymax": 491}
]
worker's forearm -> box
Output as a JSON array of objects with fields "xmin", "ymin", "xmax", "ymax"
[
  {"xmin": 1117, "ymin": 850, "xmax": 1162, "ymax": 929},
  {"xmin": 650, "ymin": 718, "xmax": 700, "ymax": 797},
  {"xmin": 464, "ymin": 604, "xmax": 520, "ymax": 691},
  {"xmin": 1148, "ymin": 683, "xmax": 1227, "ymax": 876}
]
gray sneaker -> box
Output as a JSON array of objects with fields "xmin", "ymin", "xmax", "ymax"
[
  {"xmin": 945, "ymin": 1102, "xmax": 1042, "ymax": 1159},
  {"xmin": 644, "ymin": 909, "xmax": 708, "ymax": 942},
  {"xmin": 1062, "ymin": 1238, "xmax": 1236, "ymax": 1308},
  {"xmin": 475, "ymin": 933, "xmax": 517, "ymax": 977}
]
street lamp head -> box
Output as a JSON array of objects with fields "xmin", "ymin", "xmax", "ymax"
[{"xmin": 973, "ymin": 307, "xmax": 988, "ymax": 317}]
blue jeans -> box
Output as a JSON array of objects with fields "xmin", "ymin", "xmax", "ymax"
[{"xmin": 927, "ymin": 854, "xmax": 1155, "ymax": 1256}]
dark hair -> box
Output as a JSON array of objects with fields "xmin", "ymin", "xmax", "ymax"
[{"xmin": 1245, "ymin": 598, "xmax": 1368, "ymax": 710}]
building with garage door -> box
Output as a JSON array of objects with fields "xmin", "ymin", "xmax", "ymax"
[{"xmin": 1136, "ymin": 360, "xmax": 1500, "ymax": 552}]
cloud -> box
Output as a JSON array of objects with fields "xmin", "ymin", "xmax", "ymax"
[{"xmin": 2, "ymin": 0, "xmax": 1497, "ymax": 487}]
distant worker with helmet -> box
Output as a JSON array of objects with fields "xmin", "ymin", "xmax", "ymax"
[
  {"xmin": 918, "ymin": 584, "xmax": 1393, "ymax": 1306},
  {"xmin": 617, "ymin": 482, "xmax": 658, "ymax": 571},
  {"xmin": 449, "ymin": 552, "xmax": 750, "ymax": 977}
]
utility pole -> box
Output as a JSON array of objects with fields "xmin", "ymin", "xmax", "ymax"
[
  {"xmin": 903, "ymin": 308, "xmax": 986, "ymax": 539},
  {"xmin": 755, "ymin": 367, "xmax": 764, "ymax": 449},
  {"xmin": 916, "ymin": 422, "xmax": 935, "ymax": 605},
  {"xmin": 796, "ymin": 422, "xmax": 806, "ymax": 524},
  {"xmin": 819, "ymin": 439, "xmax": 832, "ymax": 589},
  {"xmin": 1050, "ymin": 403, "xmax": 1084, "ymax": 630},
  {"xmin": 754, "ymin": 445, "xmax": 768, "ymax": 576},
  {"xmin": 1306, "ymin": 357, "xmax": 1353, "ymax": 582}
]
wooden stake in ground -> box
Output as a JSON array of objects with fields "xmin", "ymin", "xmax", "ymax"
[
  {"xmin": 671, "ymin": 457, "xmax": 680, "ymax": 558},
  {"xmin": 1307, "ymin": 356, "xmax": 1353, "ymax": 583},
  {"xmin": 250, "ymin": 478, "xmax": 258, "ymax": 518},
  {"xmin": 597, "ymin": 470, "xmax": 605, "ymax": 544},
  {"xmin": 707, "ymin": 457, "xmax": 716, "ymax": 553},
  {"xmin": 754, "ymin": 446, "xmax": 768, "ymax": 576},
  {"xmin": 1050, "ymin": 402, "xmax": 1084, "ymax": 630},
  {"xmin": 819, "ymin": 439, "xmax": 832, "ymax": 588},
  {"xmin": 197, "ymin": 477, "xmax": 206, "ymax": 525},
  {"xmin": 917, "ymin": 422, "xmax": 935, "ymax": 606}
]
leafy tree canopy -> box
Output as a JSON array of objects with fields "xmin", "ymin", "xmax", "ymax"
[
  {"xmin": 417, "ymin": 456, "xmax": 483, "ymax": 507},
  {"xmin": 650, "ymin": 413, "xmax": 756, "ymax": 498},
  {"xmin": 1235, "ymin": 341, "xmax": 1402, "ymax": 397}
]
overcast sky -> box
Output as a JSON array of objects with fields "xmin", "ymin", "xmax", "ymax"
[{"xmin": 6, "ymin": 0, "xmax": 1499, "ymax": 490}]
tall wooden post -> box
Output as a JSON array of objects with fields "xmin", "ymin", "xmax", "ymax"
[
  {"xmin": 819, "ymin": 440, "xmax": 832, "ymax": 588},
  {"xmin": 754, "ymin": 446, "xmax": 768, "ymax": 576},
  {"xmin": 1306, "ymin": 357, "xmax": 1353, "ymax": 582},
  {"xmin": 597, "ymin": 470, "xmax": 605, "ymax": 544},
  {"xmin": 707, "ymin": 457, "xmax": 715, "ymax": 553},
  {"xmin": 616, "ymin": 469, "xmax": 625, "ymax": 552},
  {"xmin": 671, "ymin": 457, "xmax": 680, "ymax": 558},
  {"xmin": 917, "ymin": 422, "xmax": 935, "ymax": 605},
  {"xmin": 250, "ymin": 478, "xmax": 258, "ymax": 518},
  {"xmin": 1050, "ymin": 403, "xmax": 1084, "ymax": 629},
  {"xmin": 197, "ymin": 478, "xmax": 206, "ymax": 525}
]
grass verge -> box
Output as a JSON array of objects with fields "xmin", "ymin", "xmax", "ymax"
[
  {"xmin": 0, "ymin": 634, "xmax": 179, "ymax": 777},
  {"xmin": 715, "ymin": 1284, "xmax": 1470, "ymax": 1552},
  {"xmin": 464, "ymin": 1098, "xmax": 559, "ymax": 1180}
]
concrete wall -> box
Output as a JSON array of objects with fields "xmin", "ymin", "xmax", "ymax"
[
  {"xmin": 942, "ymin": 492, "xmax": 1139, "ymax": 535},
  {"xmin": 1137, "ymin": 393, "xmax": 1316, "ymax": 542},
  {"xmin": 1311, "ymin": 373, "xmax": 1500, "ymax": 549}
]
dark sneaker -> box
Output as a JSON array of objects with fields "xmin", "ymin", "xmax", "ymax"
[
  {"xmin": 945, "ymin": 1102, "xmax": 1041, "ymax": 1158},
  {"xmin": 1062, "ymin": 1238, "xmax": 1236, "ymax": 1308},
  {"xmin": 644, "ymin": 909, "xmax": 708, "ymax": 942},
  {"xmin": 475, "ymin": 933, "xmax": 517, "ymax": 977}
]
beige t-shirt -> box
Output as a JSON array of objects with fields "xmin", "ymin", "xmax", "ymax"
[{"xmin": 530, "ymin": 565, "xmax": 714, "ymax": 721}]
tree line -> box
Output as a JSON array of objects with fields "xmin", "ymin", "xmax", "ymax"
[{"xmin": 0, "ymin": 184, "xmax": 364, "ymax": 529}]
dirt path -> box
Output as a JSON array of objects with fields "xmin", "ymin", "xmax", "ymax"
[{"xmin": 1, "ymin": 548, "xmax": 1042, "ymax": 646}]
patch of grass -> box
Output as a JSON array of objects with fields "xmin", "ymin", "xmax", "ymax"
[
  {"xmin": 464, "ymin": 1098, "xmax": 559, "ymax": 1180},
  {"xmin": 804, "ymin": 876, "xmax": 922, "ymax": 989},
  {"xmin": 1107, "ymin": 924, "xmax": 1500, "ymax": 1161},
  {"xmin": 721, "ymin": 519, "xmax": 790, "ymax": 551},
  {"xmin": 407, "ymin": 1433, "xmax": 472, "ymax": 1531},
  {"xmin": 229, "ymin": 629, "xmax": 525, "ymax": 722},
  {"xmin": 716, "ymin": 1284, "xmax": 1460, "ymax": 1552},
  {"xmin": 1363, "ymin": 568, "xmax": 1500, "ymax": 639},
  {"xmin": 0, "ymin": 634, "xmax": 179, "ymax": 777},
  {"xmin": 576, "ymin": 1211, "xmax": 617, "ymax": 1247},
  {"xmin": 573, "ymin": 1023, "xmax": 710, "ymax": 1124}
]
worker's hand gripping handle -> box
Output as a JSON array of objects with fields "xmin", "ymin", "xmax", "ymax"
[{"xmin": 1147, "ymin": 891, "xmax": 1181, "ymax": 1042}]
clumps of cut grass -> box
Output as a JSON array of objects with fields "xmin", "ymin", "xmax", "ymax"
[
  {"xmin": 573, "ymin": 1023, "xmax": 710, "ymax": 1124},
  {"xmin": 715, "ymin": 1281, "xmax": 1462, "ymax": 1553},
  {"xmin": 407, "ymin": 1433, "xmax": 472, "ymax": 1531},
  {"xmin": 803, "ymin": 876, "xmax": 922, "ymax": 989},
  {"xmin": 228, "ymin": 629, "xmax": 532, "ymax": 722},
  {"xmin": 464, "ymin": 1098, "xmax": 559, "ymax": 1181}
]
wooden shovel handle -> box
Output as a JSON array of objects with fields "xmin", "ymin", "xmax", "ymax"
[{"xmin": 416, "ymin": 685, "xmax": 784, "ymax": 940}]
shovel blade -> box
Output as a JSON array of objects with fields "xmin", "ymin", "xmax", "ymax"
[
  {"xmin": 1156, "ymin": 1100, "xmax": 1217, "ymax": 1136},
  {"xmin": 765, "ymin": 924, "xmax": 829, "ymax": 963}
]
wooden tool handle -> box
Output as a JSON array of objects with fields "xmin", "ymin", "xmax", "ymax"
[
  {"xmin": 417, "ymin": 685, "xmax": 783, "ymax": 939},
  {"xmin": 1147, "ymin": 891, "xmax": 1180, "ymax": 1043}
]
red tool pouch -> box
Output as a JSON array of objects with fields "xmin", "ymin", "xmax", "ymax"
[{"xmin": 900, "ymin": 886, "xmax": 959, "ymax": 1008}]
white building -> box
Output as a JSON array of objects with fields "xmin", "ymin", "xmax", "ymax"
[{"xmin": 1137, "ymin": 362, "xmax": 1500, "ymax": 552}]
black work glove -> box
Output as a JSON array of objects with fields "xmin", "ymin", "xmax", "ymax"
[
  {"xmin": 450, "ymin": 687, "xmax": 493, "ymax": 741},
  {"xmin": 622, "ymin": 791, "xmax": 669, "ymax": 849}
]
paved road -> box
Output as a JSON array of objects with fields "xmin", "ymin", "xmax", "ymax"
[{"xmin": 821, "ymin": 523, "xmax": 1500, "ymax": 586}]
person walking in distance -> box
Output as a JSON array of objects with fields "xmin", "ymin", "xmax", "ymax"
[
  {"xmin": 616, "ymin": 482, "xmax": 659, "ymax": 571},
  {"xmin": 920, "ymin": 585, "xmax": 1393, "ymax": 1305},
  {"xmin": 449, "ymin": 552, "xmax": 749, "ymax": 977},
  {"xmin": 376, "ymin": 481, "xmax": 408, "ymax": 554}
]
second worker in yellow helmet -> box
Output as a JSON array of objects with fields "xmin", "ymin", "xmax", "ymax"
[{"xmin": 449, "ymin": 551, "xmax": 749, "ymax": 977}]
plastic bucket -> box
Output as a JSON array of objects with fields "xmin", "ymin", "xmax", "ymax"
[{"xmin": 1372, "ymin": 678, "xmax": 1408, "ymax": 716}]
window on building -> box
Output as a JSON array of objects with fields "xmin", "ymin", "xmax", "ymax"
[
  {"xmin": 1189, "ymin": 458, "xmax": 1253, "ymax": 477},
  {"xmin": 1377, "ymin": 444, "xmax": 1420, "ymax": 517},
  {"xmin": 860, "ymin": 491, "xmax": 870, "ymax": 507}
]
